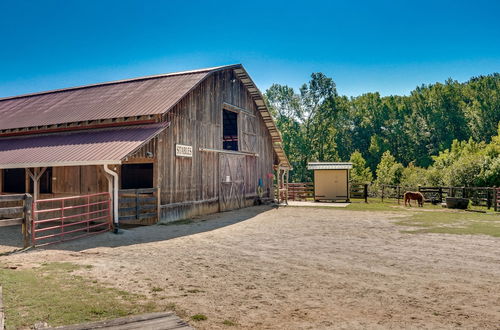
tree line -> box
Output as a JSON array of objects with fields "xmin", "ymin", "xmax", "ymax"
[{"xmin": 265, "ymin": 72, "xmax": 500, "ymax": 187}]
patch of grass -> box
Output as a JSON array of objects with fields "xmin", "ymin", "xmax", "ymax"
[
  {"xmin": 191, "ymin": 313, "xmax": 207, "ymax": 321},
  {"xmin": 0, "ymin": 262, "xmax": 159, "ymax": 329},
  {"xmin": 150, "ymin": 287, "xmax": 164, "ymax": 292},
  {"xmin": 223, "ymin": 319, "xmax": 237, "ymax": 326},
  {"xmin": 396, "ymin": 210, "xmax": 500, "ymax": 237}
]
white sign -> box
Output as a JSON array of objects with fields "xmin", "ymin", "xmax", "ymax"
[{"xmin": 175, "ymin": 144, "xmax": 193, "ymax": 157}]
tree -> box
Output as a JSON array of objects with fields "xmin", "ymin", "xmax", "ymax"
[
  {"xmin": 349, "ymin": 151, "xmax": 373, "ymax": 183},
  {"xmin": 375, "ymin": 151, "xmax": 403, "ymax": 185}
]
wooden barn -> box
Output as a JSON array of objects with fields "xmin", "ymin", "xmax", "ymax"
[{"xmin": 0, "ymin": 64, "xmax": 290, "ymax": 229}]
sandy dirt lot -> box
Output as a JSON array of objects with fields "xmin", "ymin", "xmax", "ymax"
[{"xmin": 2, "ymin": 206, "xmax": 500, "ymax": 329}]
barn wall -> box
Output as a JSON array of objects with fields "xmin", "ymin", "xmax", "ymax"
[{"xmin": 157, "ymin": 69, "xmax": 275, "ymax": 222}]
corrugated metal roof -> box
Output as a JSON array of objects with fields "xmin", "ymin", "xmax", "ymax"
[
  {"xmin": 0, "ymin": 71, "xmax": 210, "ymax": 131},
  {"xmin": 0, "ymin": 63, "xmax": 290, "ymax": 168},
  {"xmin": 307, "ymin": 162, "xmax": 353, "ymax": 170},
  {"xmin": 0, "ymin": 123, "xmax": 167, "ymax": 169}
]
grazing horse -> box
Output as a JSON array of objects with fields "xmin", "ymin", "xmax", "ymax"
[{"xmin": 404, "ymin": 191, "xmax": 424, "ymax": 207}]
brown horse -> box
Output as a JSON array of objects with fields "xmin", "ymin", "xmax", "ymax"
[{"xmin": 404, "ymin": 191, "xmax": 424, "ymax": 207}]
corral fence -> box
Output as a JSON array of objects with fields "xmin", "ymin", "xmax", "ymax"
[
  {"xmin": 0, "ymin": 194, "xmax": 32, "ymax": 248},
  {"xmin": 379, "ymin": 184, "xmax": 498, "ymax": 210},
  {"xmin": 287, "ymin": 182, "xmax": 369, "ymax": 202},
  {"xmin": 32, "ymin": 192, "xmax": 112, "ymax": 247}
]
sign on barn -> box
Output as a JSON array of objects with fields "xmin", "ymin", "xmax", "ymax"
[{"xmin": 175, "ymin": 144, "xmax": 193, "ymax": 157}]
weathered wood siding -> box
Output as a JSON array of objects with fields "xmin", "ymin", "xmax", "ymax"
[{"xmin": 157, "ymin": 69, "xmax": 275, "ymax": 222}]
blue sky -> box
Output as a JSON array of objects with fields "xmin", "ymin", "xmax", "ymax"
[{"xmin": 0, "ymin": 0, "xmax": 499, "ymax": 98}]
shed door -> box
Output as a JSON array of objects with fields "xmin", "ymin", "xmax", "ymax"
[
  {"xmin": 219, "ymin": 153, "xmax": 246, "ymax": 211},
  {"xmin": 314, "ymin": 170, "xmax": 348, "ymax": 200}
]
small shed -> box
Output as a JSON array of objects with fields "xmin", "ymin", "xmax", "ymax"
[{"xmin": 307, "ymin": 162, "xmax": 353, "ymax": 202}]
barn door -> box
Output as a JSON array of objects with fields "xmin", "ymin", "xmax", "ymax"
[
  {"xmin": 219, "ymin": 153, "xmax": 246, "ymax": 211},
  {"xmin": 240, "ymin": 112, "xmax": 257, "ymax": 153}
]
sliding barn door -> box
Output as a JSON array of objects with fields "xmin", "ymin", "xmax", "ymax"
[{"xmin": 219, "ymin": 153, "xmax": 246, "ymax": 211}]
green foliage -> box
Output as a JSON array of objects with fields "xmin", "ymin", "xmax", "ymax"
[
  {"xmin": 349, "ymin": 151, "xmax": 372, "ymax": 183},
  {"xmin": 266, "ymin": 73, "xmax": 500, "ymax": 184},
  {"xmin": 375, "ymin": 151, "xmax": 404, "ymax": 185}
]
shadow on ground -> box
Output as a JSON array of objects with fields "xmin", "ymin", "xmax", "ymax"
[{"xmin": 4, "ymin": 205, "xmax": 275, "ymax": 253}]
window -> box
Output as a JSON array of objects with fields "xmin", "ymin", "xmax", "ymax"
[
  {"xmin": 121, "ymin": 163, "xmax": 153, "ymax": 189},
  {"xmin": 28, "ymin": 167, "xmax": 53, "ymax": 194},
  {"xmin": 223, "ymin": 109, "xmax": 238, "ymax": 151},
  {"xmin": 3, "ymin": 168, "xmax": 26, "ymax": 193}
]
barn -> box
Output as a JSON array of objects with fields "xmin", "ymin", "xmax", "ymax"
[{"xmin": 0, "ymin": 64, "xmax": 290, "ymax": 236}]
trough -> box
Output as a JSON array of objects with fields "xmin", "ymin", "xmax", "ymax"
[{"xmin": 445, "ymin": 197, "xmax": 469, "ymax": 209}]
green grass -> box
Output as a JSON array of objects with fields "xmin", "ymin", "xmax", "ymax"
[
  {"xmin": 290, "ymin": 198, "xmax": 500, "ymax": 237},
  {"xmin": 223, "ymin": 319, "xmax": 237, "ymax": 326},
  {"xmin": 0, "ymin": 262, "xmax": 159, "ymax": 329},
  {"xmin": 191, "ymin": 313, "xmax": 207, "ymax": 321},
  {"xmin": 396, "ymin": 210, "xmax": 500, "ymax": 237}
]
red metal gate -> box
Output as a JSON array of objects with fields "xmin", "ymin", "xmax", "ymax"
[{"xmin": 32, "ymin": 192, "xmax": 112, "ymax": 246}]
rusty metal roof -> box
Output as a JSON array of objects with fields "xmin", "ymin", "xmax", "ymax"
[
  {"xmin": 0, "ymin": 65, "xmax": 241, "ymax": 131},
  {"xmin": 0, "ymin": 123, "xmax": 167, "ymax": 169},
  {"xmin": 0, "ymin": 64, "xmax": 290, "ymax": 168}
]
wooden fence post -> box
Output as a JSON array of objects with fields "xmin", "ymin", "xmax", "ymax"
[
  {"xmin": 397, "ymin": 186, "xmax": 401, "ymax": 205},
  {"xmin": 494, "ymin": 187, "xmax": 498, "ymax": 212},
  {"xmin": 381, "ymin": 185, "xmax": 385, "ymax": 203},
  {"xmin": 438, "ymin": 187, "xmax": 443, "ymax": 203},
  {"xmin": 364, "ymin": 184, "xmax": 368, "ymax": 203}
]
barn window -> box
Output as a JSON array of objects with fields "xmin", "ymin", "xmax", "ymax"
[
  {"xmin": 28, "ymin": 167, "xmax": 53, "ymax": 194},
  {"xmin": 3, "ymin": 168, "xmax": 26, "ymax": 193},
  {"xmin": 223, "ymin": 109, "xmax": 238, "ymax": 151},
  {"xmin": 121, "ymin": 163, "xmax": 153, "ymax": 189}
]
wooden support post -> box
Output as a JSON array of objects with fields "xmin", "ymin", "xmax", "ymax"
[
  {"xmin": 381, "ymin": 185, "xmax": 384, "ymax": 203},
  {"xmin": 27, "ymin": 167, "xmax": 47, "ymax": 202},
  {"xmin": 276, "ymin": 167, "xmax": 280, "ymax": 204},
  {"xmin": 397, "ymin": 186, "xmax": 401, "ymax": 205},
  {"xmin": 23, "ymin": 194, "xmax": 33, "ymax": 248},
  {"xmin": 438, "ymin": 187, "xmax": 443, "ymax": 203}
]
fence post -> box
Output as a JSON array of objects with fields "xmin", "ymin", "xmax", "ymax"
[
  {"xmin": 494, "ymin": 187, "xmax": 498, "ymax": 212},
  {"xmin": 397, "ymin": 186, "xmax": 401, "ymax": 205},
  {"xmin": 364, "ymin": 184, "xmax": 368, "ymax": 203},
  {"xmin": 23, "ymin": 193, "xmax": 33, "ymax": 248},
  {"xmin": 487, "ymin": 188, "xmax": 491, "ymax": 209},
  {"xmin": 438, "ymin": 187, "xmax": 443, "ymax": 203},
  {"xmin": 381, "ymin": 185, "xmax": 384, "ymax": 203},
  {"xmin": 462, "ymin": 187, "xmax": 466, "ymax": 198}
]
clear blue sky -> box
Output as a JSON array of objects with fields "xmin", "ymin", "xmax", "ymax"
[{"xmin": 0, "ymin": 0, "xmax": 499, "ymax": 98}]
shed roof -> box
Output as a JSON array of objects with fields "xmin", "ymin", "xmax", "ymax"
[
  {"xmin": 307, "ymin": 162, "xmax": 353, "ymax": 170},
  {"xmin": 0, "ymin": 123, "xmax": 167, "ymax": 169}
]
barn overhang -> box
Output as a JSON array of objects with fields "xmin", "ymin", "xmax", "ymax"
[{"xmin": 0, "ymin": 123, "xmax": 168, "ymax": 169}]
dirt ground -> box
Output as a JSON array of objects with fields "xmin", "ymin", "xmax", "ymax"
[{"xmin": 2, "ymin": 205, "xmax": 500, "ymax": 329}]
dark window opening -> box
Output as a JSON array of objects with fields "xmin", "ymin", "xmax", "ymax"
[
  {"xmin": 28, "ymin": 167, "xmax": 53, "ymax": 194},
  {"xmin": 223, "ymin": 109, "xmax": 238, "ymax": 151},
  {"xmin": 121, "ymin": 163, "xmax": 154, "ymax": 189},
  {"xmin": 3, "ymin": 168, "xmax": 26, "ymax": 193}
]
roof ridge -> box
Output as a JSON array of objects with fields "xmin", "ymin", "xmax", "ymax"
[{"xmin": 0, "ymin": 64, "xmax": 241, "ymax": 101}]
